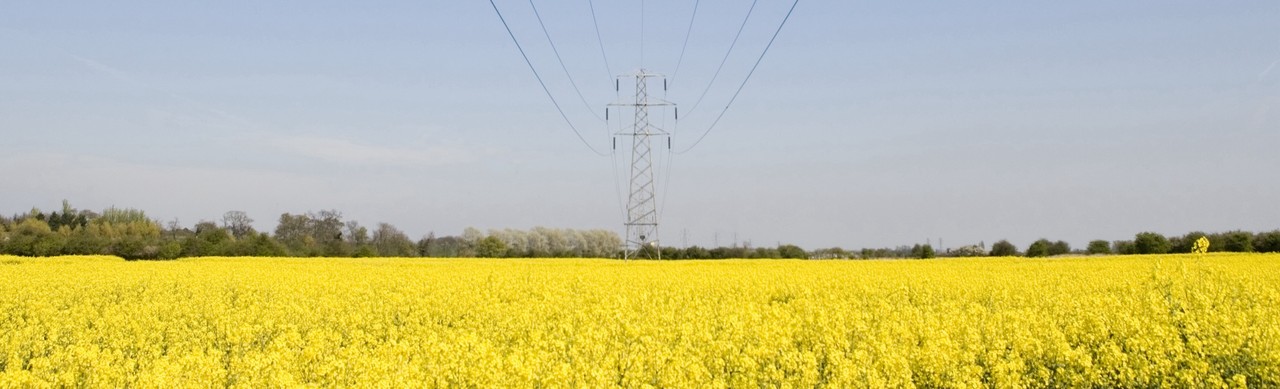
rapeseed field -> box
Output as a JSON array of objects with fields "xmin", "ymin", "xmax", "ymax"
[{"xmin": 2, "ymin": 254, "xmax": 1277, "ymax": 387}]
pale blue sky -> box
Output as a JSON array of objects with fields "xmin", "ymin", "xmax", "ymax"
[{"xmin": 2, "ymin": 1, "xmax": 1278, "ymax": 250}]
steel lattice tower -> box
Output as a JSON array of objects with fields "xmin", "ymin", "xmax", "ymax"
[{"xmin": 609, "ymin": 70, "xmax": 673, "ymax": 259}]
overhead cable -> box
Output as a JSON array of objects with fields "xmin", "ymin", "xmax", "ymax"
[
  {"xmin": 587, "ymin": 0, "xmax": 613, "ymax": 81},
  {"xmin": 683, "ymin": 0, "xmax": 759, "ymax": 118},
  {"xmin": 528, "ymin": 0, "xmax": 605, "ymax": 121},
  {"xmin": 669, "ymin": 0, "xmax": 701, "ymax": 86},
  {"xmin": 676, "ymin": 0, "xmax": 799, "ymax": 155},
  {"xmin": 489, "ymin": 0, "xmax": 609, "ymax": 156}
]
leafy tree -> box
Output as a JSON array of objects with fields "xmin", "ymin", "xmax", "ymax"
[
  {"xmin": 683, "ymin": 246, "xmax": 710, "ymax": 259},
  {"xmin": 345, "ymin": 220, "xmax": 372, "ymax": 257},
  {"xmin": 1112, "ymin": 240, "xmax": 1138, "ymax": 255},
  {"xmin": 812, "ymin": 247, "xmax": 850, "ymax": 259},
  {"xmin": 1173, "ymin": 231, "xmax": 1208, "ymax": 253},
  {"xmin": 64, "ymin": 223, "xmax": 109, "ymax": 255},
  {"xmin": 417, "ymin": 233, "xmax": 436, "ymax": 256},
  {"xmin": 345, "ymin": 221, "xmax": 369, "ymax": 247},
  {"xmin": 371, "ymin": 223, "xmax": 417, "ymax": 257},
  {"xmin": 709, "ymin": 246, "xmax": 749, "ymax": 259},
  {"xmin": 244, "ymin": 232, "xmax": 288, "ymax": 256},
  {"xmin": 1218, "ymin": 230, "xmax": 1254, "ymax": 252},
  {"xmin": 1025, "ymin": 239, "xmax": 1051, "ymax": 257},
  {"xmin": 1255, "ymin": 230, "xmax": 1280, "ymax": 253},
  {"xmin": 182, "ymin": 221, "xmax": 231, "ymax": 257},
  {"xmin": 274, "ymin": 213, "xmax": 314, "ymax": 256},
  {"xmin": 4, "ymin": 218, "xmax": 62, "ymax": 256},
  {"xmin": 1048, "ymin": 240, "xmax": 1071, "ymax": 256},
  {"xmin": 424, "ymin": 235, "xmax": 469, "ymax": 257},
  {"xmin": 85, "ymin": 207, "xmax": 162, "ymax": 259},
  {"xmin": 990, "ymin": 240, "xmax": 1018, "ymax": 256},
  {"xmin": 47, "ymin": 200, "xmax": 92, "ymax": 231},
  {"xmin": 910, "ymin": 244, "xmax": 935, "ymax": 259},
  {"xmin": 777, "ymin": 244, "xmax": 807, "ymax": 259},
  {"xmin": 1133, "ymin": 232, "xmax": 1169, "ymax": 254},
  {"xmin": 1086, "ymin": 240, "xmax": 1111, "ymax": 255},
  {"xmin": 158, "ymin": 240, "xmax": 183, "ymax": 259},
  {"xmin": 476, "ymin": 236, "xmax": 507, "ymax": 258},
  {"xmin": 353, "ymin": 244, "xmax": 377, "ymax": 258},
  {"xmin": 313, "ymin": 210, "xmax": 348, "ymax": 257},
  {"xmin": 98, "ymin": 206, "xmax": 150, "ymax": 224},
  {"xmin": 273, "ymin": 211, "xmax": 348, "ymax": 256}
]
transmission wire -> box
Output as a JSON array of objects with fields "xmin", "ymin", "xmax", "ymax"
[
  {"xmin": 587, "ymin": 0, "xmax": 613, "ymax": 80},
  {"xmin": 658, "ymin": 106, "xmax": 677, "ymax": 225},
  {"xmin": 489, "ymin": 0, "xmax": 608, "ymax": 156},
  {"xmin": 528, "ymin": 0, "xmax": 604, "ymax": 121},
  {"xmin": 669, "ymin": 0, "xmax": 701, "ymax": 85},
  {"xmin": 683, "ymin": 0, "xmax": 758, "ymax": 118},
  {"xmin": 676, "ymin": 0, "xmax": 799, "ymax": 155}
]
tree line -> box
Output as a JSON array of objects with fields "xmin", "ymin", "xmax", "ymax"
[
  {"xmin": 0, "ymin": 201, "xmax": 620, "ymax": 259},
  {"xmin": 1, "ymin": 201, "xmax": 1277, "ymax": 260},
  {"xmin": 883, "ymin": 229, "xmax": 1280, "ymax": 259}
]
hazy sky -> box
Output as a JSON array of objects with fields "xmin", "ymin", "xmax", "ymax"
[{"xmin": 2, "ymin": 1, "xmax": 1278, "ymax": 250}]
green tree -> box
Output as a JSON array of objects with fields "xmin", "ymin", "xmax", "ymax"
[
  {"xmin": 3, "ymin": 218, "xmax": 62, "ymax": 256},
  {"xmin": 777, "ymin": 244, "xmax": 807, "ymax": 259},
  {"xmin": 109, "ymin": 220, "xmax": 163, "ymax": 259},
  {"xmin": 683, "ymin": 246, "xmax": 710, "ymax": 259},
  {"xmin": 274, "ymin": 213, "xmax": 313, "ymax": 255},
  {"xmin": 64, "ymin": 223, "xmax": 109, "ymax": 255},
  {"xmin": 1026, "ymin": 239, "xmax": 1052, "ymax": 257},
  {"xmin": 476, "ymin": 236, "xmax": 508, "ymax": 258},
  {"xmin": 182, "ymin": 221, "xmax": 231, "ymax": 257},
  {"xmin": 1219, "ymin": 230, "xmax": 1254, "ymax": 252},
  {"xmin": 1173, "ymin": 231, "xmax": 1209, "ymax": 253},
  {"xmin": 910, "ymin": 244, "xmax": 936, "ymax": 259},
  {"xmin": 423, "ymin": 235, "xmax": 468, "ymax": 257},
  {"xmin": 1048, "ymin": 240, "xmax": 1071, "ymax": 256},
  {"xmin": 157, "ymin": 240, "xmax": 183, "ymax": 259},
  {"xmin": 1255, "ymin": 230, "xmax": 1280, "ymax": 253},
  {"xmin": 46, "ymin": 200, "xmax": 92, "ymax": 231},
  {"xmin": 1133, "ymin": 232, "xmax": 1169, "ymax": 254},
  {"xmin": 1086, "ymin": 240, "xmax": 1111, "ymax": 255},
  {"xmin": 345, "ymin": 220, "xmax": 370, "ymax": 255},
  {"xmin": 371, "ymin": 223, "xmax": 417, "ymax": 257},
  {"xmin": 751, "ymin": 247, "xmax": 777, "ymax": 259},
  {"xmin": 989, "ymin": 240, "xmax": 1018, "ymax": 256},
  {"xmin": 244, "ymin": 232, "xmax": 287, "ymax": 256},
  {"xmin": 1113, "ymin": 240, "xmax": 1138, "ymax": 255}
]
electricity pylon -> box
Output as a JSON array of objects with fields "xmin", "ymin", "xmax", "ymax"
[{"xmin": 609, "ymin": 70, "xmax": 673, "ymax": 259}]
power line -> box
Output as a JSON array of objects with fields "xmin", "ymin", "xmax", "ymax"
[
  {"xmin": 489, "ymin": 0, "xmax": 609, "ymax": 156},
  {"xmin": 669, "ymin": 0, "xmax": 701, "ymax": 86},
  {"xmin": 528, "ymin": 0, "xmax": 604, "ymax": 121},
  {"xmin": 683, "ymin": 0, "xmax": 759, "ymax": 118},
  {"xmin": 676, "ymin": 0, "xmax": 799, "ymax": 155},
  {"xmin": 587, "ymin": 0, "xmax": 613, "ymax": 80}
]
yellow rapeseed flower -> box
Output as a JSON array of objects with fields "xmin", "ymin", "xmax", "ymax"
[{"xmin": 0, "ymin": 254, "xmax": 1277, "ymax": 386}]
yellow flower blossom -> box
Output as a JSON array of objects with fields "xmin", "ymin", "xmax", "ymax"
[{"xmin": 0, "ymin": 254, "xmax": 1277, "ymax": 387}]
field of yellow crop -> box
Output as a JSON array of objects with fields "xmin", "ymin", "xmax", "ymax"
[{"xmin": 2, "ymin": 254, "xmax": 1279, "ymax": 387}]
